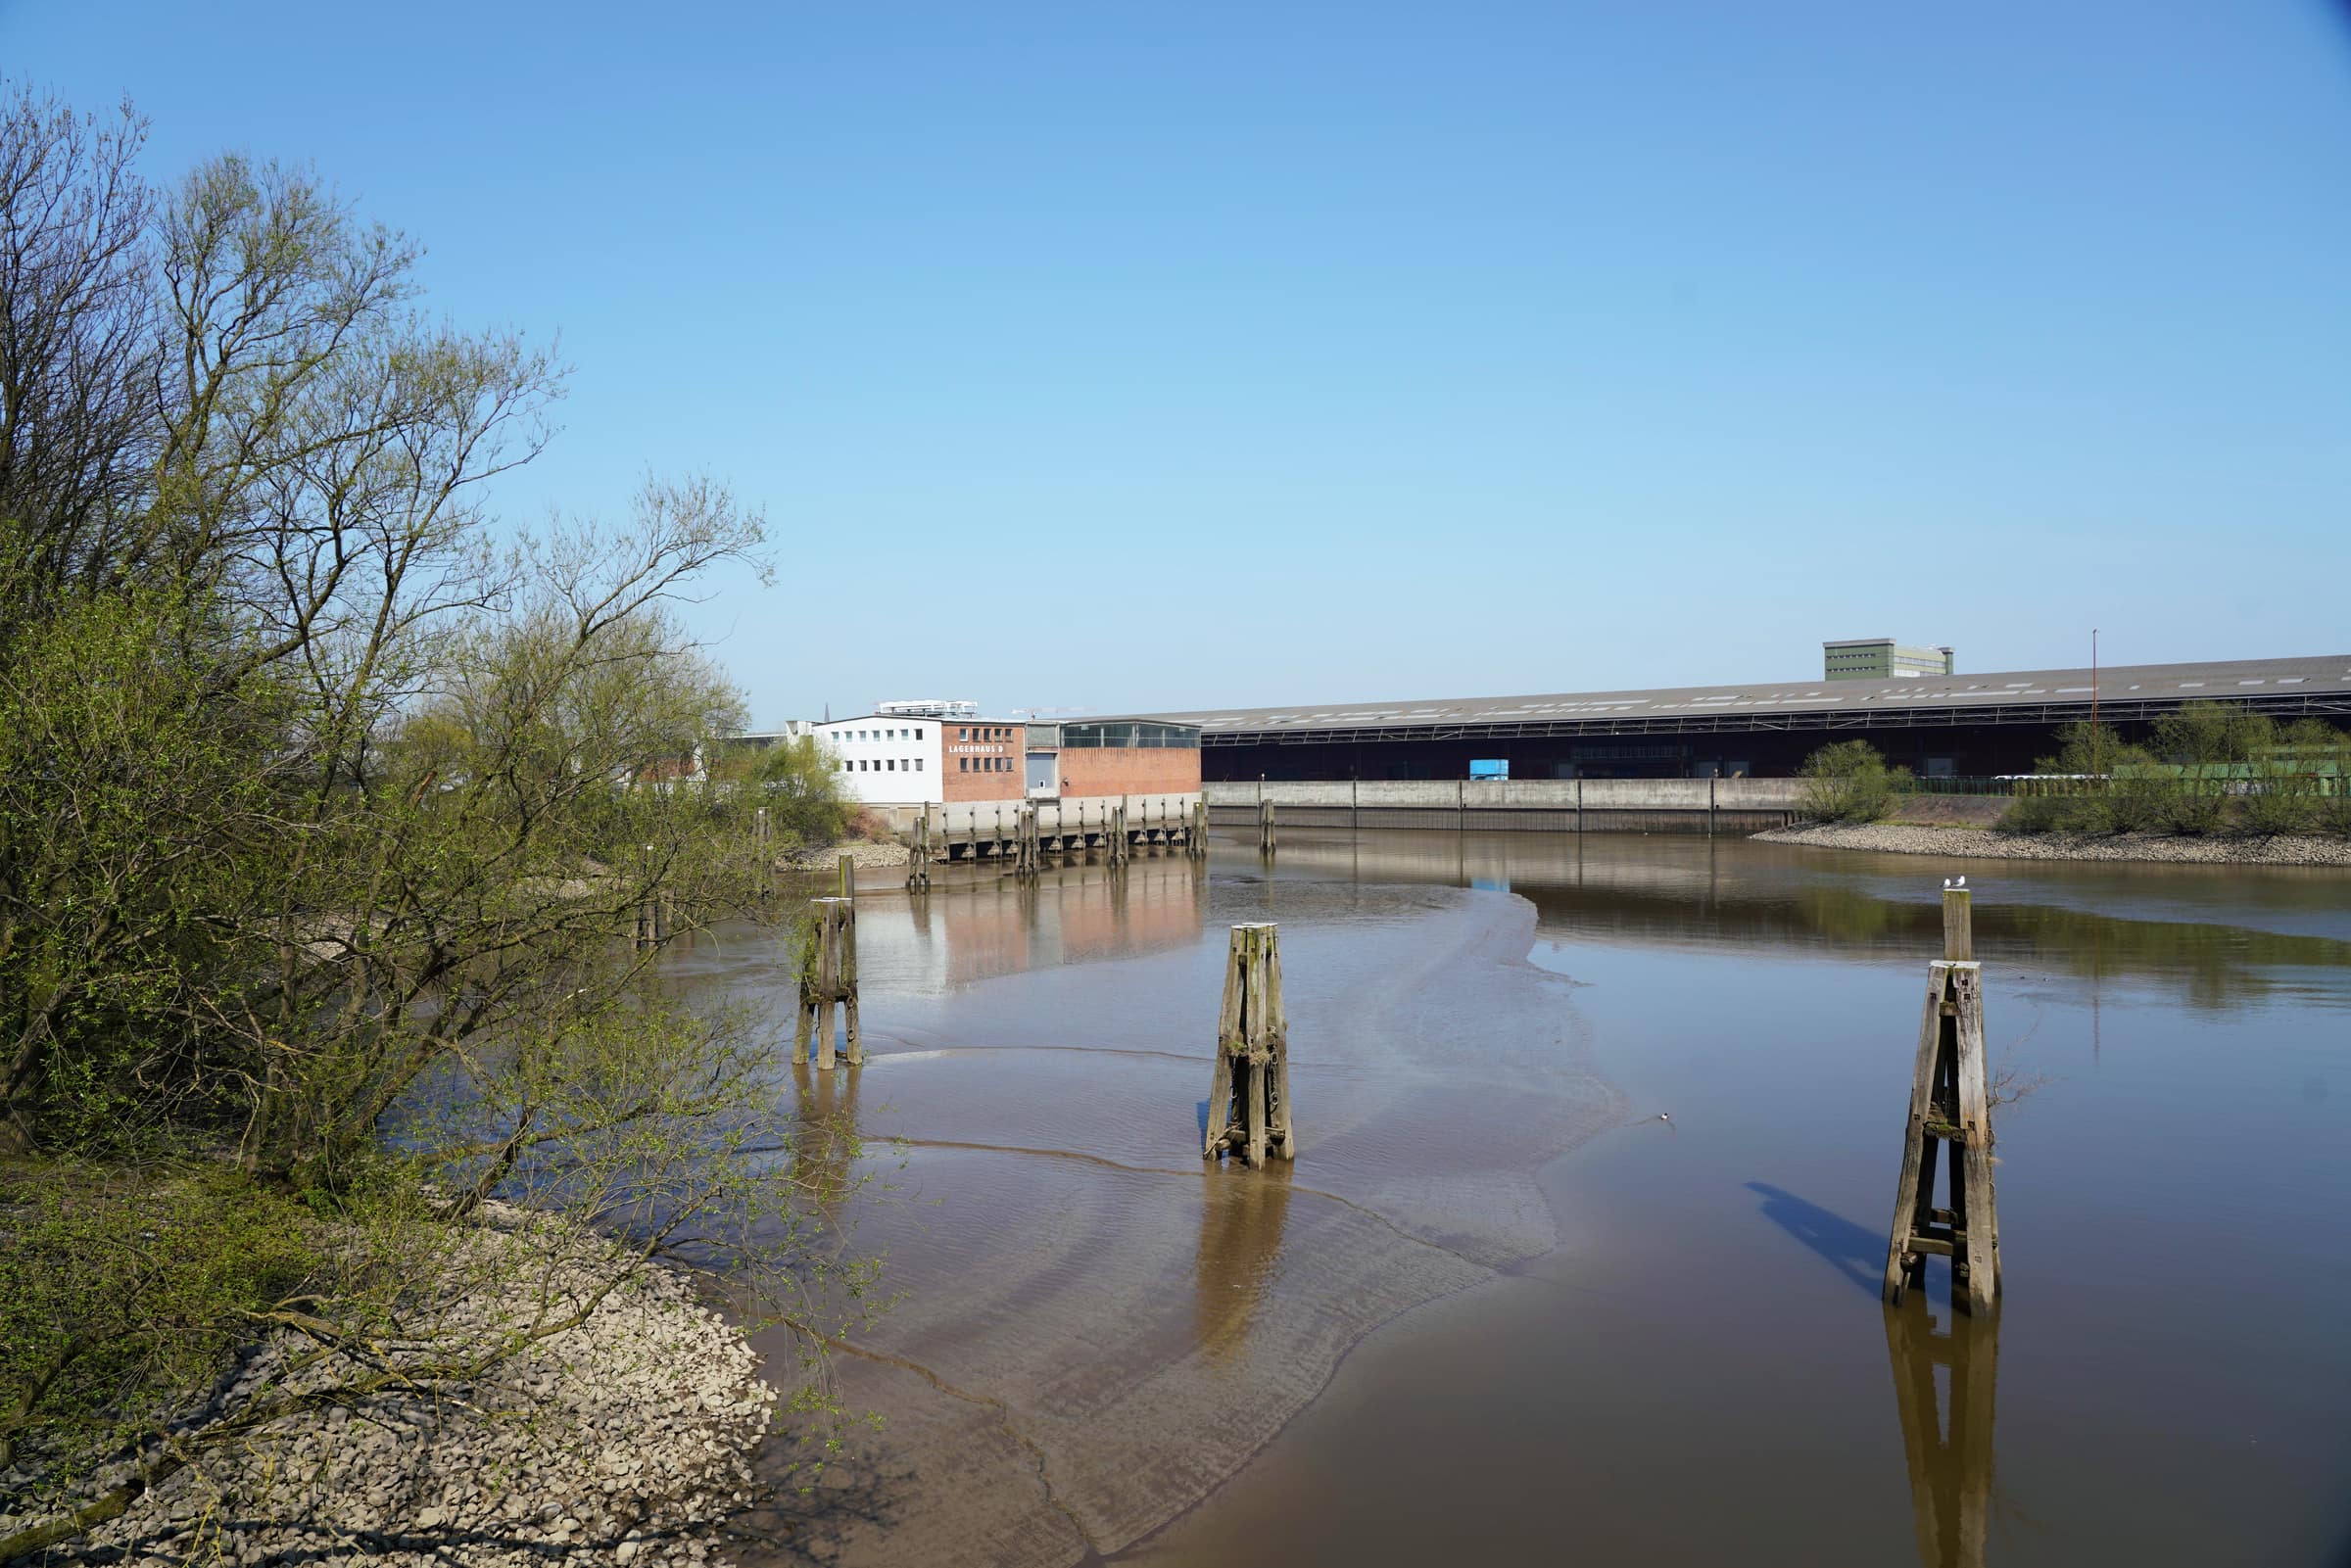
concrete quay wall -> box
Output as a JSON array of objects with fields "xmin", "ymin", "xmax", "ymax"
[{"xmin": 1204, "ymin": 778, "xmax": 1803, "ymax": 834}]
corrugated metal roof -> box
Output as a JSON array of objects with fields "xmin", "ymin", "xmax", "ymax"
[{"xmin": 1115, "ymin": 655, "xmax": 2351, "ymax": 736}]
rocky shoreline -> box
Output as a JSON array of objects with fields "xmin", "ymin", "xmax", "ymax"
[
  {"xmin": 1753, "ymin": 821, "xmax": 2351, "ymax": 867},
  {"xmin": 776, "ymin": 837, "xmax": 906, "ymax": 874},
  {"xmin": 3, "ymin": 1207, "xmax": 778, "ymax": 1567}
]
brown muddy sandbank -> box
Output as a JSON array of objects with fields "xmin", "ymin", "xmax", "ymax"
[{"xmin": 717, "ymin": 867, "xmax": 1621, "ymax": 1567}]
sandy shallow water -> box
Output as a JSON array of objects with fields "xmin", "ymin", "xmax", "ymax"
[{"xmin": 660, "ymin": 852, "xmax": 1621, "ymax": 1565}]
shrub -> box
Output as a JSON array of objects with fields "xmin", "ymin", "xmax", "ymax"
[
  {"xmin": 754, "ymin": 735, "xmax": 853, "ymax": 847},
  {"xmin": 2088, "ymin": 748, "xmax": 2173, "ymax": 833},
  {"xmin": 1997, "ymin": 793, "xmax": 2077, "ymax": 834},
  {"xmin": 1799, "ymin": 740, "xmax": 1907, "ymax": 824},
  {"xmin": 0, "ymin": 1164, "xmax": 320, "ymax": 1481},
  {"xmin": 2241, "ymin": 767, "xmax": 2320, "ymax": 835},
  {"xmin": 2151, "ymin": 770, "xmax": 2228, "ymax": 835},
  {"xmin": 2320, "ymin": 785, "xmax": 2351, "ymax": 841}
]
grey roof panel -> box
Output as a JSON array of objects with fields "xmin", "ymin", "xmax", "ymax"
[{"xmin": 1109, "ymin": 655, "xmax": 2351, "ymax": 735}]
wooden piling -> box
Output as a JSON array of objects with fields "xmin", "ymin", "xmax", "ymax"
[
  {"xmin": 795, "ymin": 896, "xmax": 862, "ymax": 1070},
  {"xmin": 1204, "ymin": 923, "xmax": 1295, "ymax": 1168},
  {"xmin": 905, "ymin": 808, "xmax": 934, "ymax": 892},
  {"xmin": 838, "ymin": 853, "xmax": 854, "ymax": 899},
  {"xmin": 1190, "ymin": 798, "xmax": 1208, "ymax": 859},
  {"xmin": 634, "ymin": 842, "xmax": 659, "ymax": 949},
  {"xmin": 1943, "ymin": 885, "xmax": 1973, "ymax": 961},
  {"xmin": 1883, "ymin": 885, "xmax": 1999, "ymax": 1313},
  {"xmin": 1258, "ymin": 798, "xmax": 1276, "ymax": 858},
  {"xmin": 1012, "ymin": 804, "xmax": 1040, "ymax": 879}
]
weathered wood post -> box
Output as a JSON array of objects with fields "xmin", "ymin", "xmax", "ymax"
[
  {"xmin": 1883, "ymin": 884, "xmax": 1999, "ymax": 1313},
  {"xmin": 1014, "ymin": 804, "xmax": 1039, "ymax": 879},
  {"xmin": 793, "ymin": 896, "xmax": 862, "ymax": 1070},
  {"xmin": 1189, "ymin": 798, "xmax": 1208, "ymax": 859},
  {"xmin": 838, "ymin": 853, "xmax": 854, "ymax": 898},
  {"xmin": 1110, "ymin": 801, "xmax": 1129, "ymax": 868},
  {"xmin": 1204, "ymin": 923, "xmax": 1296, "ymax": 1168},
  {"xmin": 1257, "ymin": 798, "xmax": 1276, "ymax": 858},
  {"xmin": 635, "ymin": 842, "xmax": 660, "ymax": 949},
  {"xmin": 905, "ymin": 808, "xmax": 934, "ymax": 892}
]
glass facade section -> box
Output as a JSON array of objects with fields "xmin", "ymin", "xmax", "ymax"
[{"xmin": 1059, "ymin": 721, "xmax": 1202, "ymax": 749}]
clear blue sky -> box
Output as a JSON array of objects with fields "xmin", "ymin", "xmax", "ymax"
[{"xmin": 8, "ymin": 1, "xmax": 2347, "ymax": 723}]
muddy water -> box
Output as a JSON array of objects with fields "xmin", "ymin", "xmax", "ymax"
[{"xmin": 681, "ymin": 832, "xmax": 2351, "ymax": 1568}]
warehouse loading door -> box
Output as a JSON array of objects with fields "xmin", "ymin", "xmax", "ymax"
[{"xmin": 1026, "ymin": 751, "xmax": 1058, "ymax": 798}]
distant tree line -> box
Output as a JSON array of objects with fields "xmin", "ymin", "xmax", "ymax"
[
  {"xmin": 1796, "ymin": 707, "xmax": 2351, "ymax": 835},
  {"xmin": 2000, "ymin": 707, "xmax": 2351, "ymax": 836},
  {"xmin": 0, "ymin": 83, "xmax": 861, "ymax": 1553}
]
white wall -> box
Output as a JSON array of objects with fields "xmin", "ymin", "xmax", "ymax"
[{"xmin": 816, "ymin": 716, "xmax": 945, "ymax": 806}]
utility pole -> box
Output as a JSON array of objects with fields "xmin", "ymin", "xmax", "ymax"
[{"xmin": 2090, "ymin": 629, "xmax": 2100, "ymax": 778}]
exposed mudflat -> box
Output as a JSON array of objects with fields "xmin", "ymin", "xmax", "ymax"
[{"xmin": 682, "ymin": 859, "xmax": 1620, "ymax": 1566}]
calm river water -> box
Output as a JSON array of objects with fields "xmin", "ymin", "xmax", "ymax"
[{"xmin": 668, "ymin": 831, "xmax": 2351, "ymax": 1568}]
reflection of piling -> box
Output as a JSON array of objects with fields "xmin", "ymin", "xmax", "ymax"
[
  {"xmin": 1191, "ymin": 1163, "xmax": 1294, "ymax": 1363},
  {"xmin": 905, "ymin": 809, "xmax": 934, "ymax": 893},
  {"xmin": 1258, "ymin": 799, "xmax": 1276, "ymax": 858},
  {"xmin": 793, "ymin": 896, "xmax": 862, "ymax": 1069},
  {"xmin": 1883, "ymin": 886, "xmax": 2000, "ymax": 1314},
  {"xmin": 1886, "ymin": 1301, "xmax": 1997, "ymax": 1568},
  {"xmin": 1205, "ymin": 923, "xmax": 1295, "ymax": 1168},
  {"xmin": 791, "ymin": 1054, "xmax": 863, "ymax": 1210}
]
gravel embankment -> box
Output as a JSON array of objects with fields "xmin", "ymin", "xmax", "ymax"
[
  {"xmin": 4, "ymin": 1207, "xmax": 777, "ymax": 1567},
  {"xmin": 1753, "ymin": 821, "xmax": 2351, "ymax": 867},
  {"xmin": 777, "ymin": 837, "xmax": 905, "ymax": 873}
]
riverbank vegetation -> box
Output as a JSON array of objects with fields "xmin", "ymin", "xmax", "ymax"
[
  {"xmin": 1996, "ymin": 710, "xmax": 2351, "ymax": 837},
  {"xmin": 1792, "ymin": 714, "xmax": 2351, "ymax": 841},
  {"xmin": 0, "ymin": 83, "xmax": 868, "ymax": 1559},
  {"xmin": 1798, "ymin": 739, "xmax": 1908, "ymax": 823}
]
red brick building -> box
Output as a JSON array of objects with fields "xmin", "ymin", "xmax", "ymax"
[{"xmin": 943, "ymin": 718, "xmax": 1028, "ymax": 801}]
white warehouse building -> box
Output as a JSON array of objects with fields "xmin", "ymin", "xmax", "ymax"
[{"xmin": 813, "ymin": 700, "xmax": 1028, "ymax": 809}]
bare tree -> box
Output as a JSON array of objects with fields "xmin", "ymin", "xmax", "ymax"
[{"xmin": 0, "ymin": 86, "xmax": 160, "ymax": 610}]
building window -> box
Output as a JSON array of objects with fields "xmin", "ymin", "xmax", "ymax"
[
  {"xmin": 887, "ymin": 759, "xmax": 895, "ymax": 771},
  {"xmin": 915, "ymin": 729, "xmax": 924, "ymax": 739},
  {"xmin": 915, "ymin": 758, "xmax": 923, "ymax": 771}
]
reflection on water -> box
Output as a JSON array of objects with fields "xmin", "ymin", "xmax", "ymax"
[
  {"xmin": 1260, "ymin": 830, "xmax": 2351, "ymax": 1009},
  {"xmin": 1886, "ymin": 1301, "xmax": 1998, "ymax": 1568},
  {"xmin": 789, "ymin": 1058, "xmax": 863, "ymax": 1210},
  {"xmin": 863, "ymin": 858, "xmax": 1209, "ymax": 995},
  {"xmin": 1191, "ymin": 1164, "xmax": 1294, "ymax": 1365},
  {"xmin": 676, "ymin": 832, "xmax": 2351, "ymax": 1567}
]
